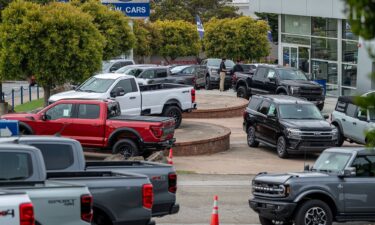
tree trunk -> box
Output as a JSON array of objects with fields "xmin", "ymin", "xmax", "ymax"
[
  {"xmin": 43, "ymin": 85, "xmax": 51, "ymax": 107},
  {"xmin": 0, "ymin": 82, "xmax": 3, "ymax": 103}
]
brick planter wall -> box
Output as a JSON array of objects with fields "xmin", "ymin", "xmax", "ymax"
[{"xmin": 183, "ymin": 102, "xmax": 248, "ymax": 119}]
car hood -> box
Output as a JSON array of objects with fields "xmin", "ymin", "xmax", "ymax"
[
  {"xmin": 1, "ymin": 113, "xmax": 37, "ymax": 120},
  {"xmin": 49, "ymin": 90, "xmax": 107, "ymax": 102},
  {"xmin": 254, "ymin": 172, "xmax": 329, "ymax": 184},
  {"xmin": 280, "ymin": 119, "xmax": 333, "ymax": 131},
  {"xmin": 280, "ymin": 80, "xmax": 321, "ymax": 88}
]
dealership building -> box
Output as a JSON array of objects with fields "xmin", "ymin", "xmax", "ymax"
[{"xmin": 248, "ymin": 0, "xmax": 375, "ymax": 96}]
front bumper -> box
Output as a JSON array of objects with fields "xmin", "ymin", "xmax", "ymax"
[
  {"xmin": 249, "ymin": 198, "xmax": 296, "ymax": 221},
  {"xmin": 142, "ymin": 138, "xmax": 176, "ymax": 151},
  {"xmin": 287, "ymin": 139, "xmax": 336, "ymax": 153}
]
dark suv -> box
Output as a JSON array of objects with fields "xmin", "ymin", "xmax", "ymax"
[{"xmin": 243, "ymin": 95, "xmax": 337, "ymax": 158}]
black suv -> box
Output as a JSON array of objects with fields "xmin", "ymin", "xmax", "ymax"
[{"xmin": 243, "ymin": 95, "xmax": 337, "ymax": 158}]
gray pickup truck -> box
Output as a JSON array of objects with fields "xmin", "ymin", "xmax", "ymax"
[
  {"xmin": 249, "ymin": 147, "xmax": 375, "ymax": 225},
  {"xmin": 1, "ymin": 137, "xmax": 155, "ymax": 225},
  {"xmin": 1, "ymin": 136, "xmax": 179, "ymax": 219},
  {"xmin": 0, "ymin": 144, "xmax": 92, "ymax": 225}
]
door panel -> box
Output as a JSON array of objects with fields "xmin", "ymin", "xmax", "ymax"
[
  {"xmin": 111, "ymin": 79, "xmax": 141, "ymax": 115},
  {"xmin": 35, "ymin": 103, "xmax": 74, "ymax": 135}
]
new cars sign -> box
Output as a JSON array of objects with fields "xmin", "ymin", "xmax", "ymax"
[{"xmin": 101, "ymin": 0, "xmax": 150, "ymax": 18}]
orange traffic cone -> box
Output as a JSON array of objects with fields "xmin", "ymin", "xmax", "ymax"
[
  {"xmin": 210, "ymin": 195, "xmax": 219, "ymax": 225},
  {"xmin": 167, "ymin": 148, "xmax": 173, "ymax": 165}
]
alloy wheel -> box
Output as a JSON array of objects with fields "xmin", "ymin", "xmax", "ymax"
[{"xmin": 305, "ymin": 207, "xmax": 327, "ymax": 225}]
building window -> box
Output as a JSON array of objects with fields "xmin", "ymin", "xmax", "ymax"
[
  {"xmin": 311, "ymin": 18, "xmax": 338, "ymax": 38},
  {"xmin": 342, "ymin": 64, "xmax": 357, "ymax": 88},
  {"xmin": 342, "ymin": 20, "xmax": 359, "ymax": 41},
  {"xmin": 281, "ymin": 34, "xmax": 310, "ymax": 45},
  {"xmin": 342, "ymin": 41, "xmax": 358, "ymax": 64},
  {"xmin": 311, "ymin": 37, "xmax": 337, "ymax": 61},
  {"xmin": 282, "ymin": 15, "xmax": 311, "ymax": 36}
]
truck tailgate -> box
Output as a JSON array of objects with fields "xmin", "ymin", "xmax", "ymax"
[{"xmin": 86, "ymin": 161, "xmax": 179, "ymax": 217}]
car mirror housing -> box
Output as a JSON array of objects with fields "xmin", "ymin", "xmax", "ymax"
[
  {"xmin": 304, "ymin": 164, "xmax": 310, "ymax": 171},
  {"xmin": 340, "ymin": 167, "xmax": 356, "ymax": 178},
  {"xmin": 323, "ymin": 114, "xmax": 329, "ymax": 120},
  {"xmin": 41, "ymin": 113, "xmax": 48, "ymax": 121}
]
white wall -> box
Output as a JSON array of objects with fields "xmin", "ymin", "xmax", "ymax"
[{"xmin": 357, "ymin": 40, "xmax": 375, "ymax": 94}]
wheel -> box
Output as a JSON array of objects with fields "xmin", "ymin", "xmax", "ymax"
[
  {"xmin": 259, "ymin": 216, "xmax": 292, "ymax": 225},
  {"xmin": 294, "ymin": 200, "xmax": 333, "ymax": 225},
  {"xmin": 334, "ymin": 124, "xmax": 344, "ymax": 147},
  {"xmin": 205, "ymin": 76, "xmax": 212, "ymax": 90},
  {"xmin": 247, "ymin": 126, "xmax": 259, "ymax": 147},
  {"xmin": 19, "ymin": 125, "xmax": 33, "ymax": 135},
  {"xmin": 92, "ymin": 210, "xmax": 112, "ymax": 225},
  {"xmin": 276, "ymin": 136, "xmax": 289, "ymax": 158},
  {"xmin": 317, "ymin": 103, "xmax": 324, "ymax": 111},
  {"xmin": 112, "ymin": 139, "xmax": 139, "ymax": 159},
  {"xmin": 237, "ymin": 86, "xmax": 249, "ymax": 99},
  {"xmin": 278, "ymin": 91, "xmax": 287, "ymax": 95},
  {"xmin": 163, "ymin": 106, "xmax": 182, "ymax": 129}
]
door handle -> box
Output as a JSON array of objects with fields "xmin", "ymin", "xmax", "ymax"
[{"xmin": 130, "ymin": 97, "xmax": 136, "ymax": 100}]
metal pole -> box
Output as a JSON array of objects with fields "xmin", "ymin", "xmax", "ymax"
[
  {"xmin": 37, "ymin": 85, "xmax": 40, "ymax": 99},
  {"xmin": 11, "ymin": 89, "xmax": 14, "ymax": 111},
  {"xmin": 20, "ymin": 86, "xmax": 23, "ymax": 104},
  {"xmin": 29, "ymin": 86, "xmax": 32, "ymax": 102}
]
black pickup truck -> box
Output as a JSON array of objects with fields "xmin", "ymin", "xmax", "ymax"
[{"xmin": 234, "ymin": 65, "xmax": 325, "ymax": 110}]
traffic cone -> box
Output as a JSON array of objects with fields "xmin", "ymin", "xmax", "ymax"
[
  {"xmin": 167, "ymin": 148, "xmax": 173, "ymax": 165},
  {"xmin": 210, "ymin": 195, "xmax": 219, "ymax": 225}
]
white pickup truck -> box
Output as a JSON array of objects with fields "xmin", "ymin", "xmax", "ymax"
[
  {"xmin": 0, "ymin": 191, "xmax": 34, "ymax": 225},
  {"xmin": 49, "ymin": 74, "xmax": 197, "ymax": 128}
]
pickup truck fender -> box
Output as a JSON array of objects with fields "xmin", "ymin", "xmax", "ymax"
[
  {"xmin": 276, "ymin": 86, "xmax": 289, "ymax": 94},
  {"xmin": 236, "ymin": 79, "xmax": 249, "ymax": 91},
  {"xmin": 19, "ymin": 121, "xmax": 34, "ymax": 134},
  {"xmin": 293, "ymin": 189, "xmax": 339, "ymax": 212},
  {"xmin": 92, "ymin": 202, "xmax": 116, "ymax": 223},
  {"xmin": 331, "ymin": 119, "xmax": 343, "ymax": 132},
  {"xmin": 163, "ymin": 99, "xmax": 182, "ymax": 111},
  {"xmin": 108, "ymin": 128, "xmax": 143, "ymax": 147}
]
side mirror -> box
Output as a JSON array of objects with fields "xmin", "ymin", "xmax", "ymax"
[
  {"xmin": 41, "ymin": 113, "xmax": 48, "ymax": 121},
  {"xmin": 304, "ymin": 164, "xmax": 310, "ymax": 171},
  {"xmin": 340, "ymin": 167, "xmax": 356, "ymax": 178},
  {"xmin": 323, "ymin": 114, "xmax": 329, "ymax": 120},
  {"xmin": 109, "ymin": 67, "xmax": 118, "ymax": 73},
  {"xmin": 268, "ymin": 77, "xmax": 276, "ymax": 82},
  {"xmin": 111, "ymin": 87, "xmax": 125, "ymax": 98}
]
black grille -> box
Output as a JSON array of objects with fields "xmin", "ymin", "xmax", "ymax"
[{"xmin": 252, "ymin": 182, "xmax": 285, "ymax": 197}]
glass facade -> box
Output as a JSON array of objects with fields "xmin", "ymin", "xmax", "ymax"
[{"xmin": 280, "ymin": 15, "xmax": 359, "ymax": 96}]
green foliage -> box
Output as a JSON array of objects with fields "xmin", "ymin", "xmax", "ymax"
[
  {"xmin": 150, "ymin": 0, "xmax": 239, "ymax": 23},
  {"xmin": 14, "ymin": 98, "xmax": 44, "ymax": 112},
  {"xmin": 204, "ymin": 16, "xmax": 270, "ymax": 61},
  {"xmin": 133, "ymin": 20, "xmax": 153, "ymax": 59},
  {"xmin": 346, "ymin": 0, "xmax": 375, "ymax": 146},
  {"xmin": 255, "ymin": 12, "xmax": 278, "ymax": 42},
  {"xmin": 152, "ymin": 20, "xmax": 200, "ymax": 62},
  {"xmin": 0, "ymin": 0, "xmax": 104, "ymax": 104},
  {"xmin": 77, "ymin": 0, "xmax": 135, "ymax": 60}
]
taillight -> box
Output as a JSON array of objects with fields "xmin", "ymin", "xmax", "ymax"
[
  {"xmin": 20, "ymin": 203, "xmax": 35, "ymax": 225},
  {"xmin": 191, "ymin": 88, "xmax": 196, "ymax": 103},
  {"xmin": 168, "ymin": 172, "xmax": 177, "ymax": 193},
  {"xmin": 243, "ymin": 110, "xmax": 249, "ymax": 119},
  {"xmin": 142, "ymin": 184, "xmax": 154, "ymax": 209},
  {"xmin": 81, "ymin": 194, "xmax": 93, "ymax": 223},
  {"xmin": 150, "ymin": 125, "xmax": 163, "ymax": 138}
]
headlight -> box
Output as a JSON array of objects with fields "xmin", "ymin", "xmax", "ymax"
[
  {"xmin": 331, "ymin": 128, "xmax": 338, "ymax": 140},
  {"xmin": 289, "ymin": 86, "xmax": 300, "ymax": 95},
  {"xmin": 286, "ymin": 128, "xmax": 302, "ymax": 139}
]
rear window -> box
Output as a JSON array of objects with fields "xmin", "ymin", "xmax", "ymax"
[
  {"xmin": 248, "ymin": 97, "xmax": 262, "ymax": 111},
  {"xmin": 0, "ymin": 152, "xmax": 33, "ymax": 180},
  {"xmin": 335, "ymin": 101, "xmax": 347, "ymax": 113},
  {"xmin": 31, "ymin": 144, "xmax": 74, "ymax": 170},
  {"xmin": 346, "ymin": 103, "xmax": 358, "ymax": 118},
  {"xmin": 78, "ymin": 104, "xmax": 100, "ymax": 119}
]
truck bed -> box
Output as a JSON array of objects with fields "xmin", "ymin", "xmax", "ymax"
[
  {"xmin": 139, "ymin": 83, "xmax": 190, "ymax": 92},
  {"xmin": 110, "ymin": 115, "xmax": 172, "ymax": 122}
]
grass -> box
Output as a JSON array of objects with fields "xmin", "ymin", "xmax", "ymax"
[
  {"xmin": 14, "ymin": 98, "xmax": 44, "ymax": 112},
  {"xmin": 176, "ymin": 170, "xmax": 197, "ymax": 175}
]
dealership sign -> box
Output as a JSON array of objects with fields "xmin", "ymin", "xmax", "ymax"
[{"xmin": 101, "ymin": 0, "xmax": 150, "ymax": 18}]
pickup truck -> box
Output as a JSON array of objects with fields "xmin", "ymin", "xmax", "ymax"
[
  {"xmin": 234, "ymin": 65, "xmax": 325, "ymax": 110},
  {"xmin": 0, "ymin": 191, "xmax": 34, "ymax": 225},
  {"xmin": 200, "ymin": 58, "xmax": 234, "ymax": 90},
  {"xmin": 48, "ymin": 73, "xmax": 197, "ymax": 128},
  {"xmin": 0, "ymin": 144, "xmax": 92, "ymax": 225},
  {"xmin": 1, "ymin": 99, "xmax": 175, "ymax": 158},
  {"xmin": 0, "ymin": 136, "xmax": 179, "ymax": 219},
  {"xmin": 249, "ymin": 147, "xmax": 375, "ymax": 225}
]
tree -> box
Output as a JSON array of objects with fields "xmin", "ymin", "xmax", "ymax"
[
  {"xmin": 204, "ymin": 17, "xmax": 270, "ymax": 61},
  {"xmin": 152, "ymin": 20, "xmax": 200, "ymax": 63},
  {"xmin": 150, "ymin": 0, "xmax": 239, "ymax": 23},
  {"xmin": 77, "ymin": 0, "xmax": 135, "ymax": 60},
  {"xmin": 345, "ymin": 0, "xmax": 375, "ymax": 146},
  {"xmin": 255, "ymin": 12, "xmax": 278, "ymax": 42},
  {"xmin": 133, "ymin": 20, "xmax": 153, "ymax": 63},
  {"xmin": 0, "ymin": 0, "xmax": 104, "ymax": 106}
]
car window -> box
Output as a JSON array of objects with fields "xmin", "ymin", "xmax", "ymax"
[
  {"xmin": 312, "ymin": 152, "xmax": 352, "ymax": 173},
  {"xmin": 267, "ymin": 104, "xmax": 277, "ymax": 117},
  {"xmin": 77, "ymin": 104, "xmax": 100, "ymax": 119},
  {"xmin": 182, "ymin": 67, "xmax": 194, "ymax": 74},
  {"xmin": 31, "ymin": 144, "xmax": 74, "ymax": 170},
  {"xmin": 156, "ymin": 69, "xmax": 168, "ymax": 78},
  {"xmin": 110, "ymin": 62, "xmax": 122, "ymax": 72},
  {"xmin": 141, "ymin": 70, "xmax": 155, "ymax": 79},
  {"xmin": 248, "ymin": 97, "xmax": 262, "ymax": 111},
  {"xmin": 112, "ymin": 79, "xmax": 137, "ymax": 94},
  {"xmin": 120, "ymin": 61, "xmax": 133, "ymax": 67},
  {"xmin": 346, "ymin": 103, "xmax": 358, "ymax": 118},
  {"xmin": 335, "ymin": 101, "xmax": 347, "ymax": 113},
  {"xmin": 351, "ymin": 155, "xmax": 375, "ymax": 177},
  {"xmin": 267, "ymin": 69, "xmax": 276, "ymax": 79},
  {"xmin": 279, "ymin": 104, "xmax": 323, "ymax": 120},
  {"xmin": 357, "ymin": 107, "xmax": 367, "ymax": 120},
  {"xmin": 256, "ymin": 68, "xmax": 268, "ymax": 79},
  {"xmin": 258, "ymin": 101, "xmax": 271, "ymax": 115},
  {"xmin": 126, "ymin": 68, "xmax": 143, "ymax": 77},
  {"xmin": 46, "ymin": 104, "xmax": 73, "ymax": 120},
  {"xmin": 0, "ymin": 152, "xmax": 33, "ymax": 180}
]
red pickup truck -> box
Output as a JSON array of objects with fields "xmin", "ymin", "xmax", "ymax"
[{"xmin": 1, "ymin": 99, "xmax": 175, "ymax": 157}]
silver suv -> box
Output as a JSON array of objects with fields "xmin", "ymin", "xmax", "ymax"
[{"xmin": 331, "ymin": 95, "xmax": 375, "ymax": 146}]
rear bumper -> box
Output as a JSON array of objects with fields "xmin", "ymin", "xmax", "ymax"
[
  {"xmin": 249, "ymin": 198, "xmax": 296, "ymax": 221},
  {"xmin": 152, "ymin": 203, "xmax": 180, "ymax": 217},
  {"xmin": 114, "ymin": 219, "xmax": 155, "ymax": 225},
  {"xmin": 142, "ymin": 138, "xmax": 176, "ymax": 151}
]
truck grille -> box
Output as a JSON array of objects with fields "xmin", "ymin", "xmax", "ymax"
[
  {"xmin": 252, "ymin": 182, "xmax": 286, "ymax": 197},
  {"xmin": 298, "ymin": 88, "xmax": 323, "ymax": 99},
  {"xmin": 300, "ymin": 131, "xmax": 333, "ymax": 141}
]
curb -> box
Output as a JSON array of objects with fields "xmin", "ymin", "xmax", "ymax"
[{"xmin": 183, "ymin": 101, "xmax": 248, "ymax": 118}]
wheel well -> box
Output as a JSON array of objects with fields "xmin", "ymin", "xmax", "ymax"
[
  {"xmin": 236, "ymin": 81, "xmax": 247, "ymax": 90},
  {"xmin": 276, "ymin": 88, "xmax": 287, "ymax": 94},
  {"xmin": 163, "ymin": 100, "xmax": 182, "ymax": 113},
  {"xmin": 109, "ymin": 131, "xmax": 140, "ymax": 148},
  {"xmin": 331, "ymin": 121, "xmax": 342, "ymax": 132},
  {"xmin": 19, "ymin": 122, "xmax": 33, "ymax": 134},
  {"xmin": 93, "ymin": 207, "xmax": 113, "ymax": 225},
  {"xmin": 296, "ymin": 193, "xmax": 337, "ymax": 218}
]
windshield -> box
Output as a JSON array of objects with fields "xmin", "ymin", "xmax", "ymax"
[
  {"xmin": 207, "ymin": 59, "xmax": 235, "ymax": 68},
  {"xmin": 102, "ymin": 61, "xmax": 112, "ymax": 72},
  {"xmin": 279, "ymin": 104, "xmax": 323, "ymax": 120},
  {"xmin": 116, "ymin": 65, "xmax": 134, "ymax": 74},
  {"xmin": 77, "ymin": 77, "xmax": 115, "ymax": 93},
  {"xmin": 171, "ymin": 66, "xmax": 189, "ymax": 74},
  {"xmin": 278, "ymin": 69, "xmax": 308, "ymax": 80},
  {"xmin": 312, "ymin": 152, "xmax": 352, "ymax": 173}
]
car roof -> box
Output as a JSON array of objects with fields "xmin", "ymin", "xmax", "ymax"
[
  {"xmin": 324, "ymin": 147, "xmax": 375, "ymax": 155},
  {"xmin": 94, "ymin": 73, "xmax": 134, "ymax": 80},
  {"xmin": 252, "ymin": 95, "xmax": 313, "ymax": 105},
  {"xmin": 337, "ymin": 96, "xmax": 356, "ymax": 104},
  {"xmin": 0, "ymin": 136, "xmax": 79, "ymax": 144},
  {"xmin": 0, "ymin": 143, "xmax": 39, "ymax": 151},
  {"xmin": 54, "ymin": 98, "xmax": 115, "ymax": 104}
]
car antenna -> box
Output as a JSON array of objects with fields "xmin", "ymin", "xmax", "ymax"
[{"xmin": 54, "ymin": 123, "xmax": 68, "ymax": 137}]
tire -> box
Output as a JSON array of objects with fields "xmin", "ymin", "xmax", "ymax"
[
  {"xmin": 259, "ymin": 216, "xmax": 292, "ymax": 225},
  {"xmin": 112, "ymin": 139, "xmax": 139, "ymax": 159},
  {"xmin": 294, "ymin": 200, "xmax": 333, "ymax": 225},
  {"xmin": 318, "ymin": 103, "xmax": 324, "ymax": 111},
  {"xmin": 247, "ymin": 126, "xmax": 259, "ymax": 147},
  {"xmin": 163, "ymin": 105, "xmax": 182, "ymax": 129},
  {"xmin": 334, "ymin": 124, "xmax": 344, "ymax": 147},
  {"xmin": 19, "ymin": 125, "xmax": 33, "ymax": 135},
  {"xmin": 92, "ymin": 211, "xmax": 112, "ymax": 225},
  {"xmin": 237, "ymin": 86, "xmax": 249, "ymax": 99},
  {"xmin": 205, "ymin": 76, "xmax": 212, "ymax": 90},
  {"xmin": 276, "ymin": 136, "xmax": 289, "ymax": 158}
]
